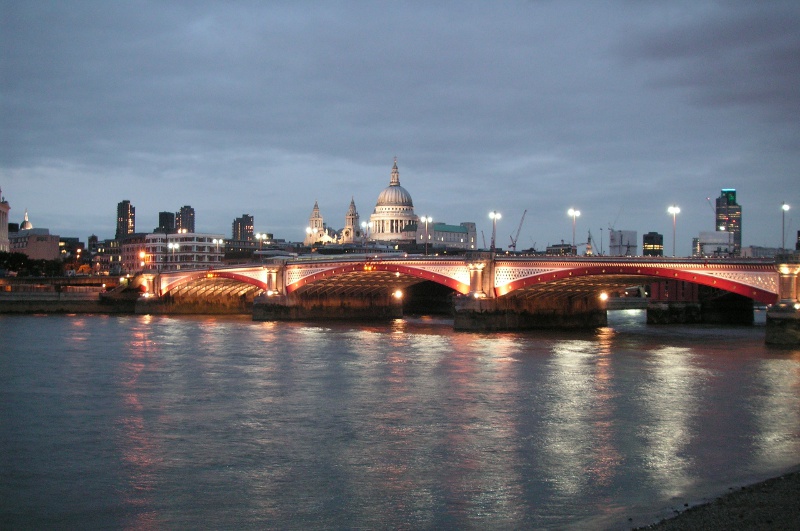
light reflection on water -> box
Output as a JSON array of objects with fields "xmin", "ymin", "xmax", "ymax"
[{"xmin": 1, "ymin": 310, "xmax": 799, "ymax": 530}]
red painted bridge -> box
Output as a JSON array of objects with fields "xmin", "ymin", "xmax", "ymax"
[{"xmin": 146, "ymin": 254, "xmax": 782, "ymax": 305}]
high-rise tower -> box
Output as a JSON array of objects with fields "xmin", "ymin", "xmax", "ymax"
[
  {"xmin": 232, "ymin": 214, "xmax": 254, "ymax": 241},
  {"xmin": 116, "ymin": 200, "xmax": 135, "ymax": 239},
  {"xmin": 176, "ymin": 205, "xmax": 195, "ymax": 233},
  {"xmin": 715, "ymin": 189, "xmax": 741, "ymax": 255}
]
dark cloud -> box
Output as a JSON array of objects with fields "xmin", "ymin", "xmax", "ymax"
[{"xmin": 1, "ymin": 1, "xmax": 798, "ymax": 253}]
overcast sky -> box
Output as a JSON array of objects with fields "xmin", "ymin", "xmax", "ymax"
[{"xmin": 2, "ymin": 1, "xmax": 798, "ymax": 255}]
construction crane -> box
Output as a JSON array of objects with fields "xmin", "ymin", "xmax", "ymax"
[
  {"xmin": 508, "ymin": 209, "xmax": 527, "ymax": 251},
  {"xmin": 575, "ymin": 230, "xmax": 594, "ymax": 256}
]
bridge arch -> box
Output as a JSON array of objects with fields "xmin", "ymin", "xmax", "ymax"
[
  {"xmin": 496, "ymin": 263, "xmax": 777, "ymax": 304},
  {"xmin": 285, "ymin": 261, "xmax": 470, "ymax": 295},
  {"xmin": 161, "ymin": 270, "xmax": 268, "ymax": 298}
]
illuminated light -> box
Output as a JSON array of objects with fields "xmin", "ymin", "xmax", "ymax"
[
  {"xmin": 393, "ymin": 290, "xmax": 403, "ymax": 299},
  {"xmin": 794, "ymin": 303, "xmax": 800, "ymax": 310},
  {"xmin": 266, "ymin": 290, "xmax": 274, "ymax": 296},
  {"xmin": 599, "ymin": 292, "xmax": 609, "ymax": 301},
  {"xmin": 395, "ymin": 272, "xmax": 400, "ymax": 277}
]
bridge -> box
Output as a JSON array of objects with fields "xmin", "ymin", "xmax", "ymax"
[{"xmin": 134, "ymin": 252, "xmax": 800, "ymax": 344}]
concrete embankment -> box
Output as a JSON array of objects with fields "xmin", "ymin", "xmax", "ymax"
[{"xmin": 0, "ymin": 293, "xmax": 136, "ymax": 314}]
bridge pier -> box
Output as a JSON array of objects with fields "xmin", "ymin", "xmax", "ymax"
[
  {"xmin": 253, "ymin": 292, "xmax": 403, "ymax": 322},
  {"xmin": 453, "ymin": 294, "xmax": 607, "ymax": 331},
  {"xmin": 766, "ymin": 253, "xmax": 800, "ymax": 346}
]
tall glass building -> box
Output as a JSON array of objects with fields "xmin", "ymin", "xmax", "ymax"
[
  {"xmin": 715, "ymin": 189, "xmax": 741, "ymax": 255},
  {"xmin": 115, "ymin": 200, "xmax": 135, "ymax": 239}
]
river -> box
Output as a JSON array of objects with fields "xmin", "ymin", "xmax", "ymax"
[{"xmin": 1, "ymin": 310, "xmax": 798, "ymax": 529}]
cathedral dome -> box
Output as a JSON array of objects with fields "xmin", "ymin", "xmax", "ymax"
[
  {"xmin": 376, "ymin": 183, "xmax": 413, "ymax": 207},
  {"xmin": 374, "ymin": 159, "xmax": 413, "ymax": 207}
]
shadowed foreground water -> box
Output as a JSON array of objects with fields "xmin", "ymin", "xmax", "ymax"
[{"xmin": 1, "ymin": 310, "xmax": 798, "ymax": 529}]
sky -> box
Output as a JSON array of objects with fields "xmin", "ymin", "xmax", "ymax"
[{"xmin": 2, "ymin": 1, "xmax": 799, "ymax": 255}]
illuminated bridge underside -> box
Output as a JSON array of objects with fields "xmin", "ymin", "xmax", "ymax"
[
  {"xmin": 495, "ymin": 262, "xmax": 778, "ymax": 304},
  {"xmin": 285, "ymin": 261, "xmax": 471, "ymax": 296},
  {"xmin": 165, "ymin": 276, "xmax": 264, "ymax": 300}
]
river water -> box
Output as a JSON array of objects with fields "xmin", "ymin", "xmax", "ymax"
[{"xmin": 1, "ymin": 310, "xmax": 798, "ymax": 529}]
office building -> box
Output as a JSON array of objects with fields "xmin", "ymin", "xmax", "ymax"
[
  {"xmin": 116, "ymin": 200, "xmax": 135, "ymax": 239},
  {"xmin": 176, "ymin": 205, "xmax": 195, "ymax": 233},
  {"xmin": 715, "ymin": 189, "xmax": 741, "ymax": 255},
  {"xmin": 232, "ymin": 214, "xmax": 254, "ymax": 241},
  {"xmin": 0, "ymin": 188, "xmax": 9, "ymax": 252},
  {"xmin": 156, "ymin": 211, "xmax": 176, "ymax": 234},
  {"xmin": 642, "ymin": 232, "xmax": 664, "ymax": 257}
]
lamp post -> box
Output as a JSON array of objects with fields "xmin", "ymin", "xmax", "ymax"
[
  {"xmin": 420, "ymin": 216, "xmax": 432, "ymax": 255},
  {"xmin": 168, "ymin": 242, "xmax": 178, "ymax": 269},
  {"xmin": 212, "ymin": 238, "xmax": 223, "ymax": 264},
  {"xmin": 782, "ymin": 202, "xmax": 790, "ymax": 251},
  {"xmin": 361, "ymin": 221, "xmax": 369, "ymax": 248},
  {"xmin": 568, "ymin": 208, "xmax": 580, "ymax": 248},
  {"xmin": 489, "ymin": 211, "xmax": 501, "ymax": 252},
  {"xmin": 668, "ymin": 205, "xmax": 680, "ymax": 257}
]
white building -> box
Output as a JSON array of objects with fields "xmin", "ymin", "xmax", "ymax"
[
  {"xmin": 122, "ymin": 232, "xmax": 225, "ymax": 273},
  {"xmin": 416, "ymin": 222, "xmax": 477, "ymax": 251},
  {"xmin": 369, "ymin": 159, "xmax": 418, "ymax": 242},
  {"xmin": 609, "ymin": 230, "xmax": 637, "ymax": 256},
  {"xmin": 694, "ymin": 230, "xmax": 735, "ymax": 257}
]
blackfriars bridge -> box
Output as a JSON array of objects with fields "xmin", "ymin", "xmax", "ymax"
[{"xmin": 134, "ymin": 252, "xmax": 800, "ymax": 344}]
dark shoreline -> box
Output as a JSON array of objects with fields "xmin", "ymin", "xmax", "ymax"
[{"xmin": 637, "ymin": 467, "xmax": 800, "ymax": 530}]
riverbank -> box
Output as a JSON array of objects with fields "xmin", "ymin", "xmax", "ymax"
[{"xmin": 640, "ymin": 467, "xmax": 800, "ymax": 530}]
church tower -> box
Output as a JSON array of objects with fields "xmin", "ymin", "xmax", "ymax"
[
  {"xmin": 304, "ymin": 201, "xmax": 324, "ymax": 245},
  {"xmin": 341, "ymin": 197, "xmax": 361, "ymax": 244}
]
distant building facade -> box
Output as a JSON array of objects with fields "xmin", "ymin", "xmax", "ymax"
[
  {"xmin": 642, "ymin": 232, "xmax": 663, "ymax": 257},
  {"xmin": 0, "ymin": 188, "xmax": 9, "ymax": 252},
  {"xmin": 715, "ymin": 189, "xmax": 741, "ymax": 255},
  {"xmin": 232, "ymin": 214, "xmax": 254, "ymax": 241},
  {"xmin": 609, "ymin": 230, "xmax": 637, "ymax": 256},
  {"xmin": 416, "ymin": 222, "xmax": 477, "ymax": 251},
  {"xmin": 8, "ymin": 211, "xmax": 60, "ymax": 260},
  {"xmin": 116, "ymin": 200, "xmax": 135, "ymax": 239},
  {"xmin": 176, "ymin": 205, "xmax": 195, "ymax": 233},
  {"xmin": 123, "ymin": 232, "xmax": 225, "ymax": 273},
  {"xmin": 156, "ymin": 211, "xmax": 176, "ymax": 234},
  {"xmin": 694, "ymin": 230, "xmax": 735, "ymax": 257}
]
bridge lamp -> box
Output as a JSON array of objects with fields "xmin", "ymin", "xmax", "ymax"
[
  {"xmin": 567, "ymin": 208, "xmax": 581, "ymax": 249},
  {"xmin": 599, "ymin": 292, "xmax": 609, "ymax": 302},
  {"xmin": 420, "ymin": 216, "xmax": 433, "ymax": 255},
  {"xmin": 781, "ymin": 202, "xmax": 790, "ymax": 251},
  {"xmin": 393, "ymin": 290, "xmax": 403, "ymax": 299},
  {"xmin": 667, "ymin": 205, "xmax": 680, "ymax": 257},
  {"xmin": 489, "ymin": 211, "xmax": 501, "ymax": 252}
]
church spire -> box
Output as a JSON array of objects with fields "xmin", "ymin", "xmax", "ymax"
[{"xmin": 390, "ymin": 157, "xmax": 400, "ymax": 186}]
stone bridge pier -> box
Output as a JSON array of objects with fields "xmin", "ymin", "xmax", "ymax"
[
  {"xmin": 453, "ymin": 254, "xmax": 607, "ymax": 331},
  {"xmin": 766, "ymin": 252, "xmax": 800, "ymax": 345}
]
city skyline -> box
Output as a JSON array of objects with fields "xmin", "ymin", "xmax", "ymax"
[{"xmin": 2, "ymin": 2, "xmax": 799, "ymax": 254}]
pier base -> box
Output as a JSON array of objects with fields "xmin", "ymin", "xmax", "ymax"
[
  {"xmin": 453, "ymin": 296, "xmax": 607, "ymax": 331},
  {"xmin": 253, "ymin": 293, "xmax": 402, "ymax": 322},
  {"xmin": 765, "ymin": 302, "xmax": 800, "ymax": 346}
]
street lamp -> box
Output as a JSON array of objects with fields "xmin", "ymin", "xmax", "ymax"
[
  {"xmin": 781, "ymin": 202, "xmax": 790, "ymax": 251},
  {"xmin": 567, "ymin": 208, "xmax": 580, "ymax": 248},
  {"xmin": 360, "ymin": 221, "xmax": 370, "ymax": 248},
  {"xmin": 489, "ymin": 211, "xmax": 501, "ymax": 252},
  {"xmin": 255, "ymin": 233, "xmax": 269, "ymax": 251},
  {"xmin": 668, "ymin": 205, "xmax": 680, "ymax": 257},
  {"xmin": 168, "ymin": 242, "xmax": 178, "ymax": 268},
  {"xmin": 212, "ymin": 238, "xmax": 223, "ymax": 263},
  {"xmin": 420, "ymin": 216, "xmax": 432, "ymax": 255}
]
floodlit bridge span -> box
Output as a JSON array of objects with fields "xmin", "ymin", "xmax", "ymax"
[
  {"xmin": 135, "ymin": 254, "xmax": 797, "ymax": 331},
  {"xmin": 150, "ymin": 255, "xmax": 780, "ymax": 303}
]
